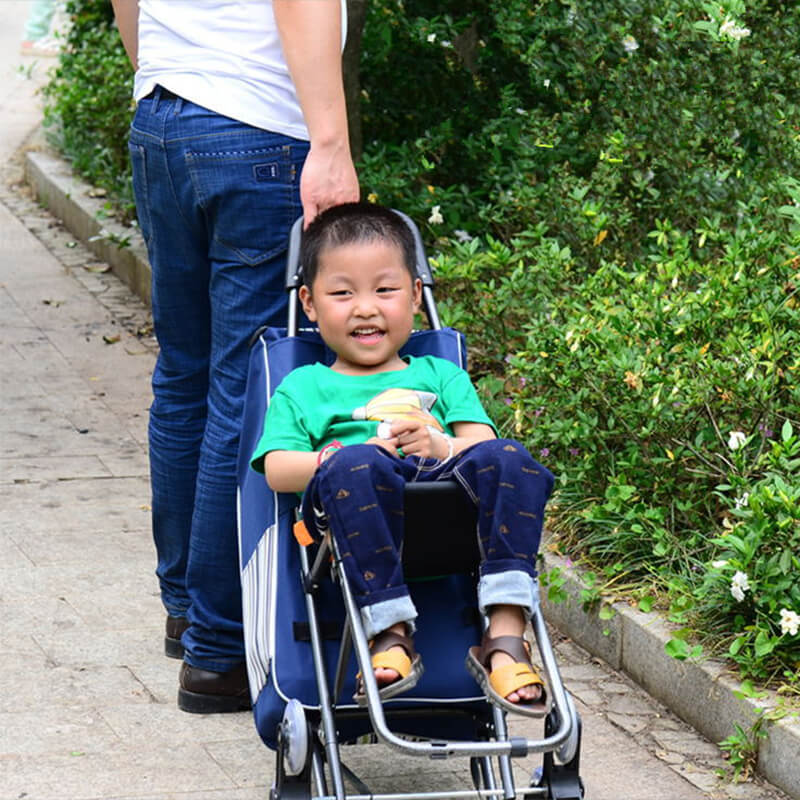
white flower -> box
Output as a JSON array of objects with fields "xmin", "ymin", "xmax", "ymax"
[
  {"xmin": 711, "ymin": 559, "xmax": 728, "ymax": 569},
  {"xmin": 441, "ymin": 40, "xmax": 452, "ymax": 48},
  {"xmin": 734, "ymin": 493, "xmax": 749, "ymax": 509},
  {"xmin": 730, "ymin": 571, "xmax": 750, "ymax": 602},
  {"xmin": 720, "ymin": 17, "xmax": 751, "ymax": 41},
  {"xmin": 427, "ymin": 33, "xmax": 436, "ymax": 43},
  {"xmin": 428, "ymin": 205, "xmax": 443, "ymax": 225},
  {"xmin": 454, "ymin": 229, "xmax": 472, "ymax": 243},
  {"xmin": 622, "ymin": 35, "xmax": 639, "ymax": 53},
  {"xmin": 728, "ymin": 430, "xmax": 747, "ymax": 451},
  {"xmin": 543, "ymin": 78, "xmax": 551, "ymax": 88},
  {"xmin": 780, "ymin": 608, "xmax": 800, "ymax": 636}
]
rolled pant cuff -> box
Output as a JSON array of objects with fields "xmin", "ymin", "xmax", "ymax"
[
  {"xmin": 360, "ymin": 595, "xmax": 418, "ymax": 639},
  {"xmin": 478, "ymin": 569, "xmax": 540, "ymax": 620}
]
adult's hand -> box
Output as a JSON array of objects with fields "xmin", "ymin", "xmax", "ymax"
[
  {"xmin": 274, "ymin": 0, "xmax": 360, "ymax": 223},
  {"xmin": 301, "ymin": 141, "xmax": 359, "ymax": 223}
]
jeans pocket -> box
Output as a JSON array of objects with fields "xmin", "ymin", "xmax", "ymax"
[
  {"xmin": 186, "ymin": 141, "xmax": 306, "ymax": 267},
  {"xmin": 128, "ymin": 142, "xmax": 154, "ymax": 248}
]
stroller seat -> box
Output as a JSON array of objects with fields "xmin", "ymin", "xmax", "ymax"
[{"xmin": 236, "ymin": 215, "xmax": 584, "ymax": 800}]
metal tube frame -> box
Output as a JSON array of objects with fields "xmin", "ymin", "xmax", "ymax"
[{"xmin": 328, "ymin": 534, "xmax": 575, "ymax": 761}]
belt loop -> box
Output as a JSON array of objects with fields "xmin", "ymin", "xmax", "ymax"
[
  {"xmin": 174, "ymin": 96, "xmax": 184, "ymax": 114},
  {"xmin": 150, "ymin": 84, "xmax": 162, "ymax": 113}
]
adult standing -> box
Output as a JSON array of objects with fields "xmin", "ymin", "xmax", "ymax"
[{"xmin": 111, "ymin": 0, "xmax": 359, "ymax": 713}]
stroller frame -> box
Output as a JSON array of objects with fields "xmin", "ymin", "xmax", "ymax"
[{"xmin": 239, "ymin": 215, "xmax": 585, "ymax": 800}]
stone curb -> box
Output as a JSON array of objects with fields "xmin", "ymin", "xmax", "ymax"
[
  {"xmin": 540, "ymin": 551, "xmax": 800, "ymax": 799},
  {"xmin": 24, "ymin": 148, "xmax": 152, "ymax": 305},
  {"xmin": 23, "ymin": 144, "xmax": 800, "ymax": 800}
]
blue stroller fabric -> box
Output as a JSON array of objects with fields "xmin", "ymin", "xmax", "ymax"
[{"xmin": 237, "ymin": 326, "xmax": 489, "ymax": 748}]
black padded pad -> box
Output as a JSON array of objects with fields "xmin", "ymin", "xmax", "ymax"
[{"xmin": 402, "ymin": 481, "xmax": 480, "ymax": 579}]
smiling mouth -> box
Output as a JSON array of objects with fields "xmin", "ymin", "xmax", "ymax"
[{"xmin": 351, "ymin": 327, "xmax": 385, "ymax": 341}]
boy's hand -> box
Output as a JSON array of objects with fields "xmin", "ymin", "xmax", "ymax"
[
  {"xmin": 365, "ymin": 436, "xmax": 399, "ymax": 456},
  {"xmin": 388, "ymin": 420, "xmax": 448, "ymax": 460}
]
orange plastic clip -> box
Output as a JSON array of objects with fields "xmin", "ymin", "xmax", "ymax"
[{"xmin": 293, "ymin": 519, "xmax": 313, "ymax": 547}]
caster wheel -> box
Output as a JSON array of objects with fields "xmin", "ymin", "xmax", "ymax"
[
  {"xmin": 555, "ymin": 693, "xmax": 580, "ymax": 765},
  {"xmin": 282, "ymin": 699, "xmax": 309, "ymax": 777},
  {"xmin": 470, "ymin": 757, "xmax": 482, "ymax": 790}
]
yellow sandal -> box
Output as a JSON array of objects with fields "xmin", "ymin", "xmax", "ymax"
[
  {"xmin": 354, "ymin": 628, "xmax": 423, "ymax": 706},
  {"xmin": 466, "ymin": 634, "xmax": 548, "ymax": 717}
]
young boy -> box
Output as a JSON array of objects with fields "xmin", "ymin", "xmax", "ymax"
[{"xmin": 251, "ymin": 203, "xmax": 554, "ymax": 716}]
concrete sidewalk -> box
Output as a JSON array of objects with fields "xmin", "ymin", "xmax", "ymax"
[{"xmin": 0, "ymin": 5, "xmax": 793, "ymax": 800}]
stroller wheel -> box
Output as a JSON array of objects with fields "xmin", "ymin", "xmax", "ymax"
[
  {"xmin": 470, "ymin": 757, "xmax": 482, "ymax": 789},
  {"xmin": 282, "ymin": 698, "xmax": 310, "ymax": 776},
  {"xmin": 555, "ymin": 693, "xmax": 580, "ymax": 766},
  {"xmin": 271, "ymin": 779, "xmax": 311, "ymax": 800}
]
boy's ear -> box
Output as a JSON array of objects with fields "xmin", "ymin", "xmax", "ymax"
[
  {"xmin": 298, "ymin": 285, "xmax": 317, "ymax": 321},
  {"xmin": 412, "ymin": 278, "xmax": 422, "ymax": 310}
]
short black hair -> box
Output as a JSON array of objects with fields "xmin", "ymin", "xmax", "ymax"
[{"xmin": 300, "ymin": 202, "xmax": 417, "ymax": 288}]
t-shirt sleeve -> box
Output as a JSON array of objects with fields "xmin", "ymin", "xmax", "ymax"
[
  {"xmin": 250, "ymin": 386, "xmax": 313, "ymax": 473},
  {"xmin": 438, "ymin": 362, "xmax": 497, "ymax": 434}
]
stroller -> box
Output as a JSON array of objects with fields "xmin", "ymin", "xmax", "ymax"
[{"xmin": 236, "ymin": 213, "xmax": 585, "ymax": 800}]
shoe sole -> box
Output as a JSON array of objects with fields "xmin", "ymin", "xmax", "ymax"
[
  {"xmin": 165, "ymin": 635, "xmax": 185, "ymax": 659},
  {"xmin": 353, "ymin": 655, "xmax": 423, "ymax": 707},
  {"xmin": 465, "ymin": 647, "xmax": 549, "ymax": 718},
  {"xmin": 177, "ymin": 687, "xmax": 251, "ymax": 714}
]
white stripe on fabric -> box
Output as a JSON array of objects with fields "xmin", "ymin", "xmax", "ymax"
[{"xmin": 239, "ymin": 333, "xmax": 280, "ymax": 699}]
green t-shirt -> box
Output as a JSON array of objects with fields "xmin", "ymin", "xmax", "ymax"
[{"xmin": 250, "ymin": 354, "xmax": 495, "ymax": 473}]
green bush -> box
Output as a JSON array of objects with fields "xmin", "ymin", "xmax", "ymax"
[
  {"xmin": 433, "ymin": 202, "xmax": 800, "ymax": 678},
  {"xmin": 359, "ymin": 0, "xmax": 800, "ymax": 267},
  {"xmin": 698, "ymin": 425, "xmax": 800, "ymax": 681},
  {"xmin": 42, "ymin": 0, "xmax": 134, "ymax": 215}
]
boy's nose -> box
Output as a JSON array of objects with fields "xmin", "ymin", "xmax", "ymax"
[{"xmin": 352, "ymin": 296, "xmax": 378, "ymax": 316}]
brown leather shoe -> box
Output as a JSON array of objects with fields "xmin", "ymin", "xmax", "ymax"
[
  {"xmin": 178, "ymin": 661, "xmax": 251, "ymax": 714},
  {"xmin": 165, "ymin": 616, "xmax": 190, "ymax": 659}
]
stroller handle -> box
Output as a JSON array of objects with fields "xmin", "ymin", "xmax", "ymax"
[{"xmin": 285, "ymin": 213, "xmax": 442, "ymax": 336}]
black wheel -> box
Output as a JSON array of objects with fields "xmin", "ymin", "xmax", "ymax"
[
  {"xmin": 534, "ymin": 706, "xmax": 584, "ymax": 800},
  {"xmin": 470, "ymin": 757, "xmax": 482, "ymax": 790},
  {"xmin": 272, "ymin": 777, "xmax": 312, "ymax": 800}
]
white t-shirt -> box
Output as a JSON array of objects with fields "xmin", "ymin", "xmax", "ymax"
[{"xmin": 133, "ymin": 0, "xmax": 347, "ymax": 141}]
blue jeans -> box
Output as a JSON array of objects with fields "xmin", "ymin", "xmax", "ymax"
[
  {"xmin": 129, "ymin": 88, "xmax": 308, "ymax": 671},
  {"xmin": 302, "ymin": 440, "xmax": 554, "ymax": 638}
]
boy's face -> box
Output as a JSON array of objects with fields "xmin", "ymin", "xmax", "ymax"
[{"xmin": 299, "ymin": 240, "xmax": 422, "ymax": 375}]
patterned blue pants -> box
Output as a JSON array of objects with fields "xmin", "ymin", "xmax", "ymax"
[{"xmin": 302, "ymin": 439, "xmax": 555, "ymax": 637}]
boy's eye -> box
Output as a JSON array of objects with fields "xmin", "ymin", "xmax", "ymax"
[
  {"xmin": 329, "ymin": 289, "xmax": 351, "ymax": 297},
  {"xmin": 377, "ymin": 286, "xmax": 400, "ymax": 294}
]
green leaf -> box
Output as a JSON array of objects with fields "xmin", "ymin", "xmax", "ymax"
[
  {"xmin": 782, "ymin": 420, "xmax": 793, "ymax": 442},
  {"xmin": 599, "ymin": 604, "xmax": 616, "ymax": 620},
  {"xmin": 754, "ymin": 630, "xmax": 776, "ymax": 659},
  {"xmin": 665, "ymin": 638, "xmax": 690, "ymax": 660}
]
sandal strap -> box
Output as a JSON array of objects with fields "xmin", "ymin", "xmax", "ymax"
[
  {"xmin": 478, "ymin": 634, "xmax": 531, "ymax": 668},
  {"xmin": 489, "ymin": 661, "xmax": 544, "ymax": 699},
  {"xmin": 371, "ymin": 648, "xmax": 412, "ymax": 679},
  {"xmin": 360, "ymin": 628, "xmax": 417, "ymax": 682},
  {"xmin": 370, "ymin": 629, "xmax": 416, "ymax": 660}
]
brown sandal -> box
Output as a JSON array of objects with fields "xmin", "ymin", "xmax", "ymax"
[
  {"xmin": 354, "ymin": 628, "xmax": 423, "ymax": 706},
  {"xmin": 466, "ymin": 634, "xmax": 548, "ymax": 717}
]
